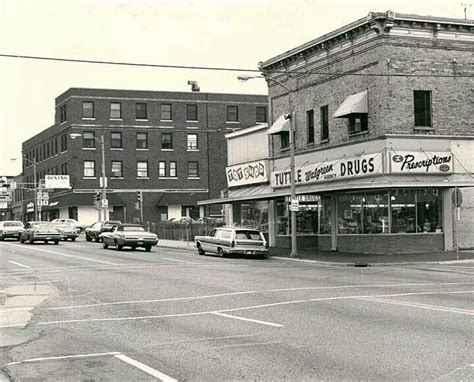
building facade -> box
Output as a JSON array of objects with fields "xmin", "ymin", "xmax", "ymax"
[
  {"xmin": 200, "ymin": 12, "xmax": 474, "ymax": 253},
  {"xmin": 20, "ymin": 88, "xmax": 267, "ymax": 225}
]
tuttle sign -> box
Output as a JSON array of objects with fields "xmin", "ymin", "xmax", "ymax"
[
  {"xmin": 390, "ymin": 152, "xmax": 453, "ymax": 174},
  {"xmin": 226, "ymin": 160, "xmax": 269, "ymax": 187},
  {"xmin": 271, "ymin": 153, "xmax": 383, "ymax": 188},
  {"xmin": 44, "ymin": 175, "xmax": 71, "ymax": 189}
]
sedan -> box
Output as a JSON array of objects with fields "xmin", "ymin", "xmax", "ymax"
[
  {"xmin": 20, "ymin": 222, "xmax": 61, "ymax": 244},
  {"xmin": 101, "ymin": 224, "xmax": 158, "ymax": 252},
  {"xmin": 51, "ymin": 222, "xmax": 79, "ymax": 241},
  {"xmin": 85, "ymin": 220, "xmax": 121, "ymax": 242},
  {"xmin": 0, "ymin": 220, "xmax": 25, "ymax": 241}
]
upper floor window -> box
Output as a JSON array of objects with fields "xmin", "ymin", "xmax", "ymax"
[
  {"xmin": 281, "ymin": 134, "xmax": 289, "ymax": 149},
  {"xmin": 187, "ymin": 133, "xmax": 198, "ymax": 150},
  {"xmin": 320, "ymin": 105, "xmax": 329, "ymax": 141},
  {"xmin": 188, "ymin": 161, "xmax": 199, "ymax": 178},
  {"xmin": 60, "ymin": 104, "xmax": 67, "ymax": 123},
  {"xmin": 158, "ymin": 161, "xmax": 166, "ymax": 177},
  {"xmin": 414, "ymin": 90, "xmax": 432, "ymax": 127},
  {"xmin": 161, "ymin": 133, "xmax": 173, "ymax": 150},
  {"xmin": 110, "ymin": 102, "xmax": 122, "ymax": 119},
  {"xmin": 161, "ymin": 103, "xmax": 172, "ymax": 120},
  {"xmin": 137, "ymin": 161, "xmax": 148, "ymax": 178},
  {"xmin": 307, "ymin": 109, "xmax": 314, "ymax": 144},
  {"xmin": 53, "ymin": 138, "xmax": 58, "ymax": 155},
  {"xmin": 256, "ymin": 106, "xmax": 267, "ymax": 123},
  {"xmin": 61, "ymin": 162, "xmax": 68, "ymax": 175},
  {"xmin": 227, "ymin": 106, "xmax": 239, "ymax": 122},
  {"xmin": 136, "ymin": 132, "xmax": 148, "ymax": 149},
  {"xmin": 186, "ymin": 104, "xmax": 198, "ymax": 121},
  {"xmin": 169, "ymin": 161, "xmax": 177, "ymax": 177},
  {"xmin": 136, "ymin": 102, "xmax": 148, "ymax": 120},
  {"xmin": 61, "ymin": 134, "xmax": 68, "ymax": 152},
  {"xmin": 82, "ymin": 101, "xmax": 95, "ymax": 118},
  {"xmin": 83, "ymin": 131, "xmax": 95, "ymax": 148},
  {"xmin": 348, "ymin": 114, "xmax": 368, "ymax": 134},
  {"xmin": 111, "ymin": 161, "xmax": 123, "ymax": 178},
  {"xmin": 111, "ymin": 132, "xmax": 122, "ymax": 148},
  {"xmin": 83, "ymin": 160, "xmax": 95, "ymax": 177}
]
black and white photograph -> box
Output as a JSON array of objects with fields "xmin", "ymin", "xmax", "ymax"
[{"xmin": 1, "ymin": 0, "xmax": 473, "ymax": 380}]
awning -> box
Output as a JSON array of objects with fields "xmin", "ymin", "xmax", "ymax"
[
  {"xmin": 333, "ymin": 90, "xmax": 368, "ymax": 118},
  {"xmin": 157, "ymin": 192, "xmax": 208, "ymax": 206},
  {"xmin": 267, "ymin": 114, "xmax": 290, "ymax": 135}
]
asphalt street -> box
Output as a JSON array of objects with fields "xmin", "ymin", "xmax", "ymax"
[{"xmin": 1, "ymin": 237, "xmax": 473, "ymax": 381}]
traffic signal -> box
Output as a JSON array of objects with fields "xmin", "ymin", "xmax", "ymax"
[
  {"xmin": 137, "ymin": 190, "xmax": 142, "ymax": 203},
  {"xmin": 94, "ymin": 190, "xmax": 101, "ymax": 203}
]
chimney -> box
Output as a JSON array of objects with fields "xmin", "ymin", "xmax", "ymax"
[{"xmin": 187, "ymin": 81, "xmax": 200, "ymax": 92}]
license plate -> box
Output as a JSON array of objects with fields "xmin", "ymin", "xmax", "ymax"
[
  {"xmin": 137, "ymin": 241, "xmax": 143, "ymax": 244},
  {"xmin": 46, "ymin": 237, "xmax": 52, "ymax": 240},
  {"xmin": 246, "ymin": 251, "xmax": 254, "ymax": 255}
]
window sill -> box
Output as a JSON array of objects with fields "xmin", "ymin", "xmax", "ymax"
[
  {"xmin": 320, "ymin": 138, "xmax": 330, "ymax": 144},
  {"xmin": 160, "ymin": 119, "xmax": 173, "ymax": 122},
  {"xmin": 161, "ymin": 149, "xmax": 174, "ymax": 152},
  {"xmin": 158, "ymin": 177, "xmax": 178, "ymax": 179},
  {"xmin": 83, "ymin": 177, "xmax": 97, "ymax": 180},
  {"xmin": 136, "ymin": 119, "xmax": 149, "ymax": 122},
  {"xmin": 226, "ymin": 121, "xmax": 240, "ymax": 124},
  {"xmin": 186, "ymin": 126, "xmax": 199, "ymax": 129},
  {"xmin": 136, "ymin": 148, "xmax": 149, "ymax": 151},
  {"xmin": 60, "ymin": 121, "xmax": 67, "ymax": 125},
  {"xmin": 83, "ymin": 147, "xmax": 96, "ymax": 150},
  {"xmin": 414, "ymin": 126, "xmax": 434, "ymax": 131},
  {"xmin": 136, "ymin": 177, "xmax": 150, "ymax": 180},
  {"xmin": 110, "ymin": 148, "xmax": 123, "ymax": 150},
  {"xmin": 187, "ymin": 177, "xmax": 200, "ymax": 180},
  {"xmin": 349, "ymin": 130, "xmax": 369, "ymax": 138},
  {"xmin": 111, "ymin": 177, "xmax": 124, "ymax": 180},
  {"xmin": 82, "ymin": 118, "xmax": 96, "ymax": 120},
  {"xmin": 187, "ymin": 149, "xmax": 199, "ymax": 152},
  {"xmin": 186, "ymin": 120, "xmax": 198, "ymax": 123},
  {"xmin": 110, "ymin": 118, "xmax": 123, "ymax": 121}
]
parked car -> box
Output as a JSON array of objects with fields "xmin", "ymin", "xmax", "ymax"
[
  {"xmin": 85, "ymin": 220, "xmax": 121, "ymax": 242},
  {"xmin": 195, "ymin": 227, "xmax": 268, "ymax": 258},
  {"xmin": 51, "ymin": 218, "xmax": 89, "ymax": 233},
  {"xmin": 20, "ymin": 221, "xmax": 61, "ymax": 244},
  {"xmin": 0, "ymin": 220, "xmax": 25, "ymax": 240},
  {"xmin": 51, "ymin": 222, "xmax": 79, "ymax": 241},
  {"xmin": 101, "ymin": 224, "xmax": 158, "ymax": 252}
]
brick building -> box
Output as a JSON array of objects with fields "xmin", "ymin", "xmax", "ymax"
[
  {"xmin": 20, "ymin": 88, "xmax": 267, "ymax": 225},
  {"xmin": 200, "ymin": 12, "xmax": 474, "ymax": 253}
]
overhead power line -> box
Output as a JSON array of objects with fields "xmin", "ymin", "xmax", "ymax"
[{"xmin": 0, "ymin": 53, "xmax": 473, "ymax": 78}]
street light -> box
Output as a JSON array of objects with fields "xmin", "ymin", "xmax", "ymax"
[
  {"xmin": 11, "ymin": 156, "xmax": 38, "ymax": 221},
  {"xmin": 238, "ymin": 74, "xmax": 298, "ymax": 258},
  {"xmin": 70, "ymin": 132, "xmax": 108, "ymax": 220}
]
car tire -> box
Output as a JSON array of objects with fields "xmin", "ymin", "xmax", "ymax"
[
  {"xmin": 20, "ymin": 238, "xmax": 25, "ymax": 244},
  {"xmin": 217, "ymin": 247, "xmax": 225, "ymax": 258},
  {"xmin": 54, "ymin": 240, "xmax": 59, "ymax": 245},
  {"xmin": 95, "ymin": 237, "xmax": 100, "ymax": 243},
  {"xmin": 115, "ymin": 240, "xmax": 123, "ymax": 251},
  {"xmin": 0, "ymin": 237, "xmax": 4, "ymax": 241},
  {"xmin": 71, "ymin": 237, "xmax": 76, "ymax": 242},
  {"xmin": 197, "ymin": 244, "xmax": 205, "ymax": 256},
  {"xmin": 29, "ymin": 238, "xmax": 34, "ymax": 244},
  {"xmin": 145, "ymin": 245, "xmax": 151, "ymax": 252},
  {"xmin": 86, "ymin": 234, "xmax": 92, "ymax": 242},
  {"xmin": 103, "ymin": 242, "xmax": 108, "ymax": 249}
]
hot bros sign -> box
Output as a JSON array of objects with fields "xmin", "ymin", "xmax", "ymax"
[
  {"xmin": 390, "ymin": 152, "xmax": 453, "ymax": 174},
  {"xmin": 226, "ymin": 160, "xmax": 269, "ymax": 187},
  {"xmin": 271, "ymin": 153, "xmax": 382, "ymax": 188}
]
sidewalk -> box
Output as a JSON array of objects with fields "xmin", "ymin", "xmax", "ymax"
[{"xmin": 158, "ymin": 239, "xmax": 474, "ymax": 266}]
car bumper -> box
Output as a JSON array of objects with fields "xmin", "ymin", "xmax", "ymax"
[
  {"xmin": 121, "ymin": 240, "xmax": 159, "ymax": 247},
  {"xmin": 227, "ymin": 248, "xmax": 268, "ymax": 256},
  {"xmin": 31, "ymin": 235, "xmax": 61, "ymax": 241},
  {"xmin": 61, "ymin": 233, "xmax": 79, "ymax": 239},
  {"xmin": 0, "ymin": 232, "xmax": 22, "ymax": 238}
]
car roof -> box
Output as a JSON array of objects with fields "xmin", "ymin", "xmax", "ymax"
[{"xmin": 117, "ymin": 224, "xmax": 144, "ymax": 227}]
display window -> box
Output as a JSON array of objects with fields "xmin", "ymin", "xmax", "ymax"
[
  {"xmin": 318, "ymin": 195, "xmax": 332, "ymax": 234},
  {"xmin": 276, "ymin": 196, "xmax": 319, "ymax": 235},
  {"xmin": 241, "ymin": 201, "xmax": 269, "ymax": 232}
]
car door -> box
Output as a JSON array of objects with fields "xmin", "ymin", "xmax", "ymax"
[{"xmin": 202, "ymin": 229, "xmax": 216, "ymax": 252}]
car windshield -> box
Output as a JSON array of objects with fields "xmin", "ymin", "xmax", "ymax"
[
  {"xmin": 31, "ymin": 222, "xmax": 54, "ymax": 228},
  {"xmin": 4, "ymin": 222, "xmax": 23, "ymax": 227},
  {"xmin": 121, "ymin": 226, "xmax": 145, "ymax": 232},
  {"xmin": 235, "ymin": 230, "xmax": 263, "ymax": 240}
]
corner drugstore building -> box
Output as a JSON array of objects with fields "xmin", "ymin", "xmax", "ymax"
[{"xmin": 199, "ymin": 12, "xmax": 474, "ymax": 254}]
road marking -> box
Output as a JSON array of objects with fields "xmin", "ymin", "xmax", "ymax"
[
  {"xmin": 164, "ymin": 257, "xmax": 197, "ymax": 264},
  {"xmin": 4, "ymin": 351, "xmax": 121, "ymax": 366},
  {"xmin": 8, "ymin": 260, "xmax": 31, "ymax": 269},
  {"xmin": 212, "ymin": 312, "xmax": 283, "ymax": 327},
  {"xmin": 34, "ymin": 290, "xmax": 473, "ymax": 327},
  {"xmin": 47, "ymin": 291, "xmax": 256, "ymax": 310},
  {"xmin": 356, "ymin": 297, "xmax": 474, "ymax": 315},
  {"xmin": 1, "ymin": 242, "xmax": 120, "ymax": 265},
  {"xmin": 114, "ymin": 353, "xmax": 177, "ymax": 382}
]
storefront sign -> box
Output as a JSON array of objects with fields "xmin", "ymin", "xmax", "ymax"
[
  {"xmin": 226, "ymin": 160, "xmax": 269, "ymax": 187},
  {"xmin": 44, "ymin": 175, "xmax": 70, "ymax": 189},
  {"xmin": 390, "ymin": 152, "xmax": 453, "ymax": 174},
  {"xmin": 271, "ymin": 153, "xmax": 382, "ymax": 188},
  {"xmin": 26, "ymin": 202, "xmax": 34, "ymax": 213}
]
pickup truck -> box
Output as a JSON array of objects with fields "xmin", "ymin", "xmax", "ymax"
[{"xmin": 195, "ymin": 227, "xmax": 268, "ymax": 259}]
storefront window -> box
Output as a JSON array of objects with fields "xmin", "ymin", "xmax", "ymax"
[
  {"xmin": 338, "ymin": 191, "xmax": 389, "ymax": 234},
  {"xmin": 241, "ymin": 201, "xmax": 268, "ymax": 232},
  {"xmin": 416, "ymin": 189, "xmax": 442, "ymax": 233},
  {"xmin": 276, "ymin": 196, "xmax": 319, "ymax": 235},
  {"xmin": 391, "ymin": 189, "xmax": 417, "ymax": 233}
]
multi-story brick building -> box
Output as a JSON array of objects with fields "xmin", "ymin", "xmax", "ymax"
[
  {"xmin": 20, "ymin": 87, "xmax": 267, "ymax": 224},
  {"xmin": 201, "ymin": 11, "xmax": 474, "ymax": 253}
]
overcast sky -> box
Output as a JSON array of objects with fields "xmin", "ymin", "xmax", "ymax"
[{"xmin": 0, "ymin": 0, "xmax": 468, "ymax": 176}]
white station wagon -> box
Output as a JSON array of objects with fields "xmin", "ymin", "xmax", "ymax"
[{"xmin": 195, "ymin": 227, "xmax": 269, "ymax": 258}]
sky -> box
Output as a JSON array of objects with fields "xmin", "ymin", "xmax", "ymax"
[{"xmin": 0, "ymin": 0, "xmax": 469, "ymax": 176}]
